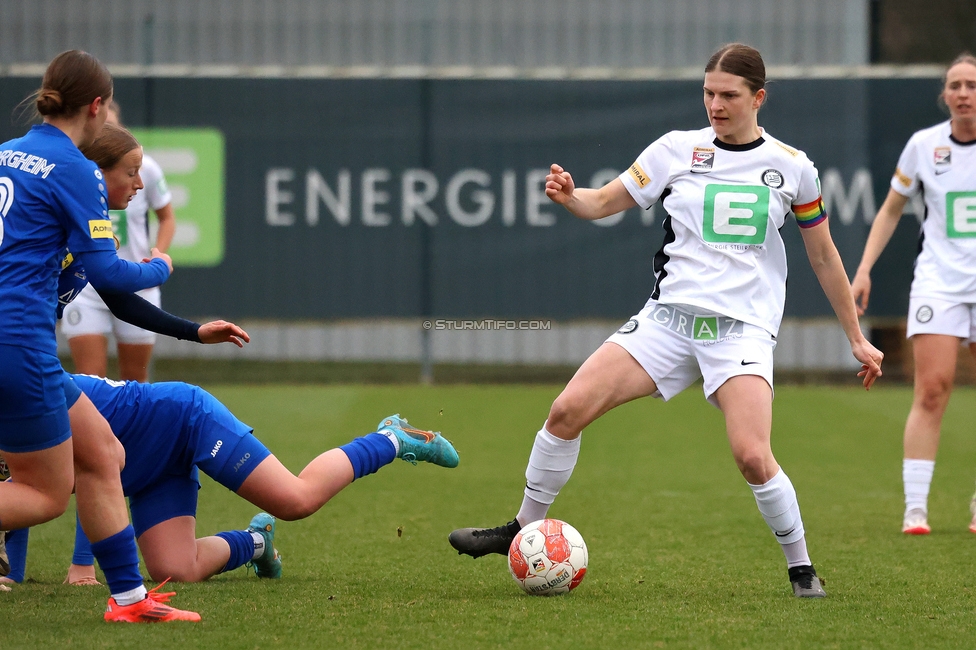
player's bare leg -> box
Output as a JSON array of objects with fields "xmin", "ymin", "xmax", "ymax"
[
  {"xmin": 0, "ymin": 442, "xmax": 74, "ymax": 529},
  {"xmin": 449, "ymin": 342, "xmax": 657, "ymax": 558},
  {"xmin": 134, "ymin": 451, "xmax": 359, "ymax": 584},
  {"xmin": 67, "ymin": 335, "xmax": 109, "ymax": 378},
  {"xmin": 715, "ymin": 375, "xmax": 778, "ymax": 485},
  {"xmin": 72, "ymin": 395, "xmax": 200, "ymax": 619},
  {"xmin": 236, "ymin": 413, "xmax": 458, "ymax": 522},
  {"xmin": 903, "ymin": 334, "xmax": 959, "ymax": 534},
  {"xmin": 71, "ymin": 396, "xmax": 133, "ymax": 543},
  {"xmin": 235, "ymin": 451, "xmax": 354, "ymax": 521},
  {"xmin": 968, "ymin": 343, "xmax": 976, "ymax": 533},
  {"xmin": 117, "ymin": 343, "xmax": 153, "ymax": 383},
  {"xmin": 715, "ymin": 375, "xmax": 824, "ymax": 598},
  {"xmin": 139, "ymin": 516, "xmax": 231, "ymax": 583},
  {"xmin": 546, "ymin": 342, "xmax": 659, "ymax": 441}
]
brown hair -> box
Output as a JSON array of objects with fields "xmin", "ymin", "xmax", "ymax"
[
  {"xmin": 938, "ymin": 51, "xmax": 976, "ymax": 113},
  {"xmin": 944, "ymin": 51, "xmax": 976, "ymax": 83},
  {"xmin": 33, "ymin": 50, "xmax": 113, "ymax": 118},
  {"xmin": 705, "ymin": 43, "xmax": 766, "ymax": 94},
  {"xmin": 79, "ymin": 123, "xmax": 139, "ymax": 170}
]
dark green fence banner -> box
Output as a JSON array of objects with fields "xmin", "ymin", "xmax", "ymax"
[{"xmin": 0, "ymin": 76, "xmax": 947, "ymax": 319}]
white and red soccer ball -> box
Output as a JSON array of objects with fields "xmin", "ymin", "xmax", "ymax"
[{"xmin": 508, "ymin": 519, "xmax": 587, "ymax": 596}]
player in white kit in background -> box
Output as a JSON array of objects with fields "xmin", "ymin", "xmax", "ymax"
[
  {"xmin": 851, "ymin": 52, "xmax": 976, "ymax": 536},
  {"xmin": 62, "ymin": 101, "xmax": 176, "ymax": 381},
  {"xmin": 448, "ymin": 43, "xmax": 884, "ymax": 599}
]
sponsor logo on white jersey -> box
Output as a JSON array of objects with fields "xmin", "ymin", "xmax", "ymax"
[
  {"xmin": 691, "ymin": 147, "xmax": 715, "ymax": 172},
  {"xmin": 761, "ymin": 169, "xmax": 784, "ymax": 189}
]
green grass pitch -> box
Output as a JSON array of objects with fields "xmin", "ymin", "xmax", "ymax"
[{"xmin": 5, "ymin": 383, "xmax": 976, "ymax": 648}]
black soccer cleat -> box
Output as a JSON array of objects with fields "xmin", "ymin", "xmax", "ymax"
[
  {"xmin": 448, "ymin": 519, "xmax": 522, "ymax": 558},
  {"xmin": 788, "ymin": 564, "xmax": 826, "ymax": 598}
]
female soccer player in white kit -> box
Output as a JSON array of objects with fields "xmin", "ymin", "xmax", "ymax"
[
  {"xmin": 851, "ymin": 52, "xmax": 976, "ymax": 535},
  {"xmin": 62, "ymin": 101, "xmax": 176, "ymax": 381},
  {"xmin": 449, "ymin": 43, "xmax": 884, "ymax": 598}
]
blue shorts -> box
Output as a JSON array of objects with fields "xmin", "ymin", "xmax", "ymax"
[
  {"xmin": 0, "ymin": 344, "xmax": 71, "ymax": 453},
  {"xmin": 128, "ymin": 431, "xmax": 271, "ymax": 537},
  {"xmin": 62, "ymin": 371, "xmax": 82, "ymax": 410},
  {"xmin": 129, "ymin": 469, "xmax": 200, "ymax": 538},
  {"xmin": 188, "ymin": 389, "xmax": 271, "ymax": 492}
]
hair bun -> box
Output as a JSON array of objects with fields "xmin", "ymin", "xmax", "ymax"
[{"xmin": 35, "ymin": 89, "xmax": 64, "ymax": 116}]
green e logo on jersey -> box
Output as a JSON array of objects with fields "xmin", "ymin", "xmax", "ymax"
[
  {"xmin": 947, "ymin": 192, "xmax": 976, "ymax": 239},
  {"xmin": 109, "ymin": 209, "xmax": 127, "ymax": 247},
  {"xmin": 703, "ymin": 184, "xmax": 770, "ymax": 245}
]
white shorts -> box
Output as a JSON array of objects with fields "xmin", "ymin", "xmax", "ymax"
[
  {"xmin": 61, "ymin": 284, "xmax": 161, "ymax": 345},
  {"xmin": 605, "ymin": 302, "xmax": 776, "ymax": 407},
  {"xmin": 906, "ymin": 295, "xmax": 976, "ymax": 343}
]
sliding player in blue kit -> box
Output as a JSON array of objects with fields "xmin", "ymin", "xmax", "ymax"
[
  {"xmin": 2, "ymin": 373, "xmax": 459, "ymax": 586},
  {"xmin": 0, "ymin": 50, "xmax": 200, "ymax": 622}
]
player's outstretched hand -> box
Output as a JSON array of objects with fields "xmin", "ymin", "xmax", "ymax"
[
  {"xmin": 144, "ymin": 247, "xmax": 174, "ymax": 274},
  {"xmin": 199, "ymin": 320, "xmax": 250, "ymax": 347},
  {"xmin": 545, "ymin": 164, "xmax": 575, "ymax": 205},
  {"xmin": 852, "ymin": 338, "xmax": 884, "ymax": 390},
  {"xmin": 851, "ymin": 270, "xmax": 871, "ymax": 316}
]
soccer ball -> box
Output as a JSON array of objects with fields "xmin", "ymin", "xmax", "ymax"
[{"xmin": 508, "ymin": 519, "xmax": 587, "ymax": 596}]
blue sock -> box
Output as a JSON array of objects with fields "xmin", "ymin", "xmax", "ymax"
[
  {"xmin": 72, "ymin": 512, "xmax": 95, "ymax": 566},
  {"xmin": 215, "ymin": 530, "xmax": 255, "ymax": 573},
  {"xmin": 89, "ymin": 525, "xmax": 144, "ymax": 596},
  {"xmin": 340, "ymin": 433, "xmax": 396, "ymax": 480},
  {"xmin": 5, "ymin": 528, "xmax": 28, "ymax": 583}
]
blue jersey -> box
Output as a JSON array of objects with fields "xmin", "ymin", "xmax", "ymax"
[
  {"xmin": 57, "ymin": 248, "xmax": 87, "ymax": 318},
  {"xmin": 69, "ymin": 374, "xmax": 264, "ymax": 497},
  {"xmin": 0, "ymin": 124, "xmax": 115, "ymax": 355}
]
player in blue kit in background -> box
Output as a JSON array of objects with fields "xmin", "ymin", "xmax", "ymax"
[
  {"xmin": 0, "ymin": 50, "xmax": 202, "ymax": 621},
  {"xmin": 2, "ymin": 373, "xmax": 459, "ymax": 585}
]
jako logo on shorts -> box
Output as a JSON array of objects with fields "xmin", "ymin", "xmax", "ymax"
[{"xmin": 233, "ymin": 452, "xmax": 251, "ymax": 472}]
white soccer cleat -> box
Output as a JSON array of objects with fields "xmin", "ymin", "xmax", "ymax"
[{"xmin": 902, "ymin": 507, "xmax": 930, "ymax": 535}]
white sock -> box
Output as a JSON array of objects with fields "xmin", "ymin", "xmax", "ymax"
[
  {"xmin": 250, "ymin": 531, "xmax": 266, "ymax": 559},
  {"xmin": 516, "ymin": 425, "xmax": 580, "ymax": 525},
  {"xmin": 781, "ymin": 538, "xmax": 811, "ymax": 569},
  {"xmin": 749, "ymin": 469, "xmax": 810, "ymax": 567},
  {"xmin": 380, "ymin": 430, "xmax": 400, "ymax": 454},
  {"xmin": 113, "ymin": 585, "xmax": 148, "ymax": 606},
  {"xmin": 903, "ymin": 458, "xmax": 935, "ymax": 513}
]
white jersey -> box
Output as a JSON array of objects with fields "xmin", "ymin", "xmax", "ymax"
[
  {"xmin": 112, "ymin": 153, "xmax": 171, "ymax": 263},
  {"xmin": 619, "ymin": 127, "xmax": 827, "ymax": 336},
  {"xmin": 890, "ymin": 121, "xmax": 976, "ymax": 302}
]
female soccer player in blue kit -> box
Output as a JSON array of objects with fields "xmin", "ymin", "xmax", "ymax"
[
  {"xmin": 2, "ymin": 374, "xmax": 459, "ymax": 585},
  {"xmin": 0, "ymin": 50, "xmax": 199, "ymax": 622}
]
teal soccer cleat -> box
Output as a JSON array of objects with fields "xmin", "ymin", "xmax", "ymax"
[
  {"xmin": 377, "ymin": 414, "xmax": 459, "ymax": 468},
  {"xmin": 246, "ymin": 513, "xmax": 282, "ymax": 579}
]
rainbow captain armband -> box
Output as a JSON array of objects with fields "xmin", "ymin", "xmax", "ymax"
[{"xmin": 793, "ymin": 197, "xmax": 827, "ymax": 228}]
